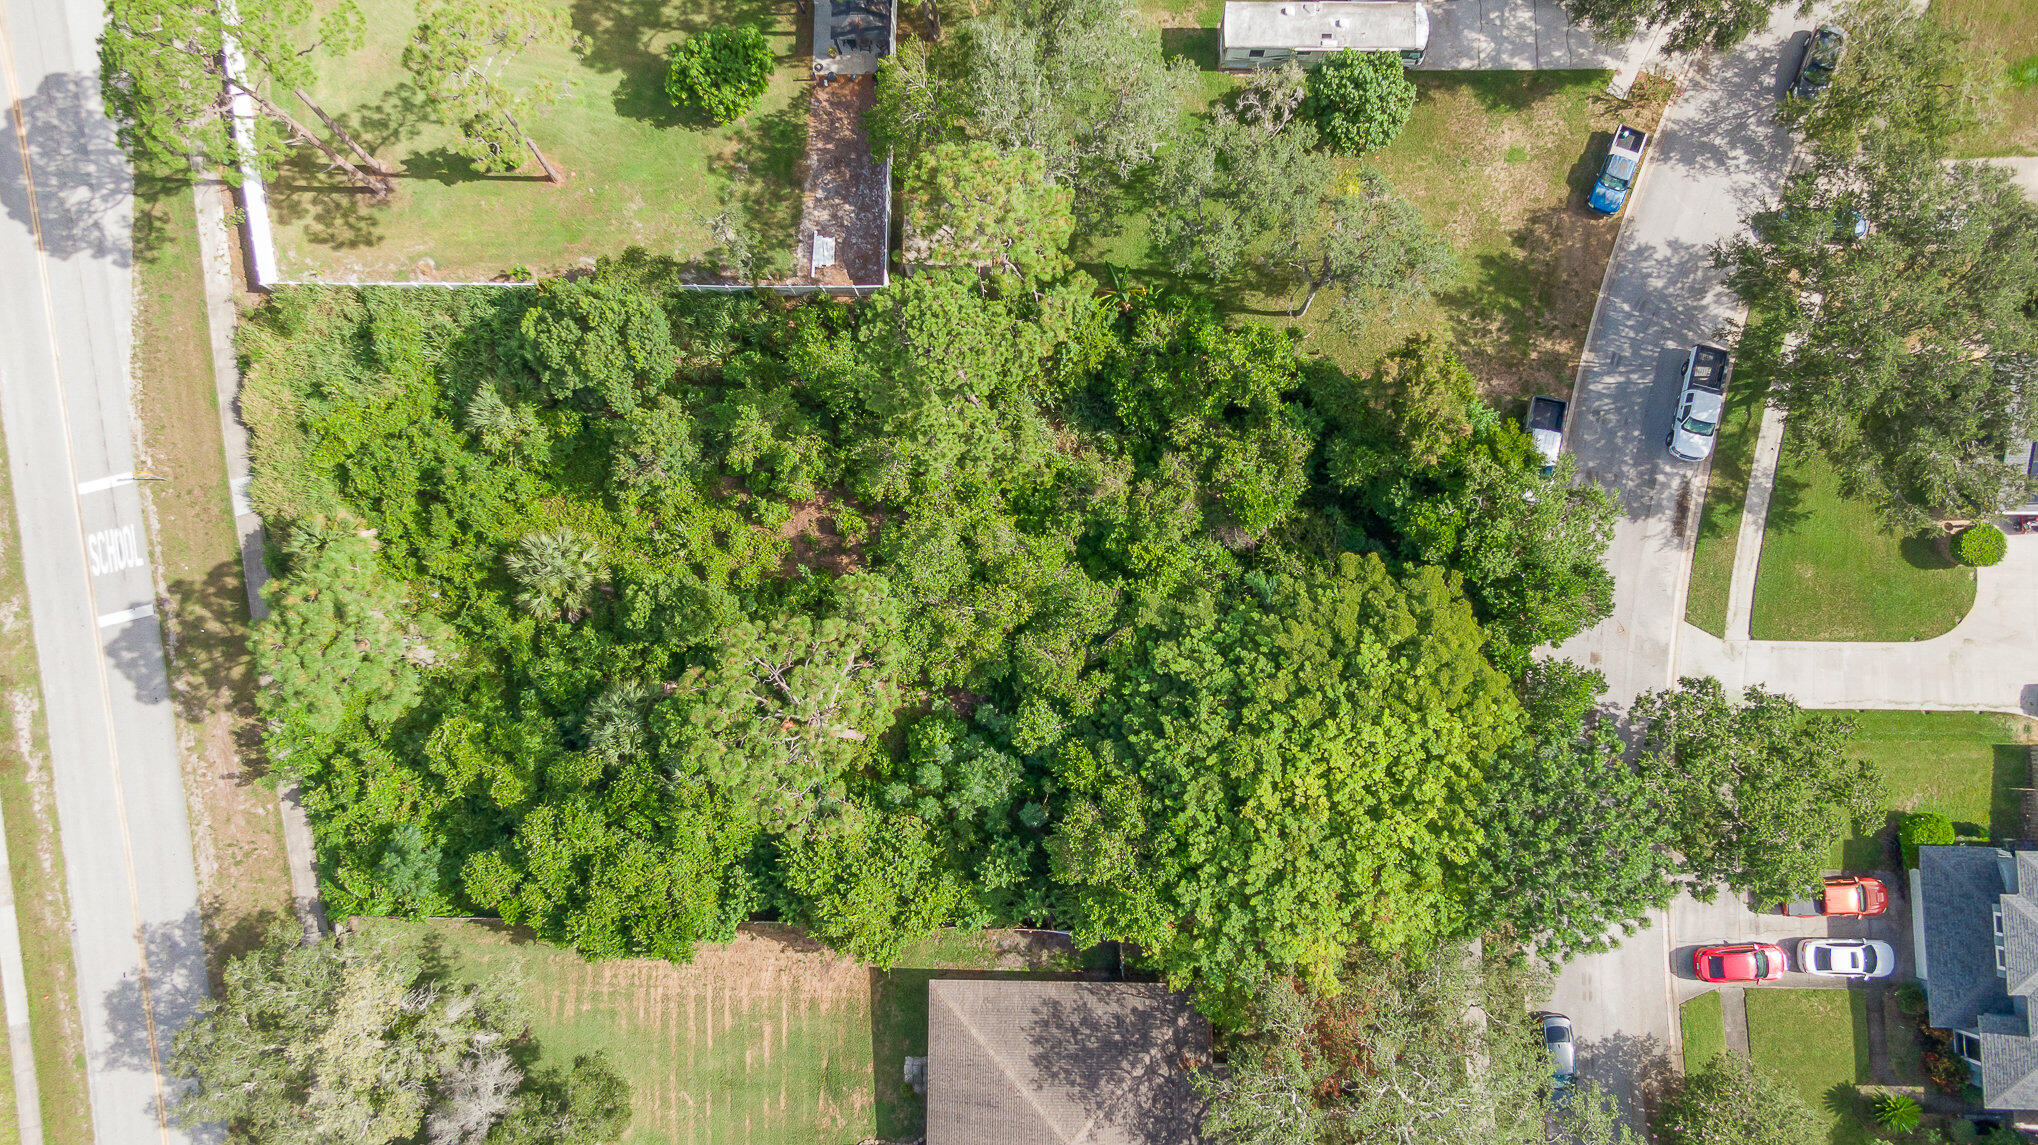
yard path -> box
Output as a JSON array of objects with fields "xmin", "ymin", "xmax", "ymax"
[
  {"xmin": 191, "ymin": 177, "xmax": 327, "ymax": 943},
  {"xmin": 1722, "ymin": 402, "xmax": 1786, "ymax": 641},
  {"xmin": 1719, "ymin": 987, "xmax": 1750, "ymax": 1056},
  {"xmin": 1679, "ymin": 533, "xmax": 2038, "ymax": 711}
]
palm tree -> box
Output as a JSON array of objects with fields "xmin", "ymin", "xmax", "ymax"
[{"xmin": 506, "ymin": 529, "xmax": 601, "ymax": 619}]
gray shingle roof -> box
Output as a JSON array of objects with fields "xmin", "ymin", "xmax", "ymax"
[
  {"xmin": 1984, "ymin": 1004, "xmax": 2038, "ymax": 1111},
  {"xmin": 1921, "ymin": 845, "xmax": 2013, "ymax": 1031},
  {"xmin": 926, "ymin": 979, "xmax": 1211, "ymax": 1145}
]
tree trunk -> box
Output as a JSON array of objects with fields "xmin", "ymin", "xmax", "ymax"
[
  {"xmin": 232, "ymin": 81, "xmax": 394, "ymax": 196},
  {"xmin": 504, "ymin": 111, "xmax": 564, "ymax": 184},
  {"xmin": 1291, "ymin": 256, "xmax": 1330, "ymax": 318},
  {"xmin": 292, "ymin": 87, "xmax": 392, "ymax": 175}
]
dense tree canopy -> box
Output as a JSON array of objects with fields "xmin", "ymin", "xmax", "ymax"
[
  {"xmin": 1716, "ymin": 150, "xmax": 2038, "ymax": 525},
  {"xmin": 871, "ymin": 0, "xmax": 1192, "ymax": 229},
  {"xmin": 1050, "ymin": 554, "xmax": 1522, "ymax": 994},
  {"xmin": 1633, "ymin": 677, "xmax": 1884, "ymax": 904},
  {"xmin": 1459, "ymin": 660, "xmax": 1681, "ymax": 960},
  {"xmin": 1199, "ymin": 949, "xmax": 1641, "ymax": 1144},
  {"xmin": 238, "ymin": 249, "xmax": 1635, "ymax": 992}
]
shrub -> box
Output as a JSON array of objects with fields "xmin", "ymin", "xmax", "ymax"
[
  {"xmin": 666, "ymin": 26, "xmax": 775, "ymax": 123},
  {"xmin": 1302, "ymin": 51, "xmax": 1418, "ymax": 154},
  {"xmin": 1953, "ymin": 522, "xmax": 2007, "ymax": 567},
  {"xmin": 1901, "ymin": 811, "xmax": 1955, "ymax": 867},
  {"xmin": 1873, "ymin": 1093, "xmax": 1921, "ymax": 1132},
  {"xmin": 1894, "ymin": 981, "xmax": 1928, "ymax": 1020}
]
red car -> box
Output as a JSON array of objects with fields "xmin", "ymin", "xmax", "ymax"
[{"xmin": 1694, "ymin": 942, "xmax": 1787, "ymax": 983}]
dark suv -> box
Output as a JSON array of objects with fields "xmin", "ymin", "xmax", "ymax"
[{"xmin": 1791, "ymin": 26, "xmax": 1845, "ymax": 99}]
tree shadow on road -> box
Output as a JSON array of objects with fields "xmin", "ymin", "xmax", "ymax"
[{"xmin": 0, "ymin": 71, "xmax": 139, "ymax": 266}]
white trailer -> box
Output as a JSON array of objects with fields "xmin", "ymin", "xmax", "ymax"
[{"xmin": 1218, "ymin": 0, "xmax": 1430, "ymax": 70}]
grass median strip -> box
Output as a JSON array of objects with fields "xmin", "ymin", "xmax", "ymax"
[
  {"xmin": 1680, "ymin": 991, "xmax": 1725, "ymax": 1071},
  {"xmin": 1682, "ymin": 347, "xmax": 1771, "ymax": 637}
]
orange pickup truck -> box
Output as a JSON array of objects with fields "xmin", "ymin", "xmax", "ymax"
[{"xmin": 1783, "ymin": 875, "xmax": 1890, "ymax": 917}]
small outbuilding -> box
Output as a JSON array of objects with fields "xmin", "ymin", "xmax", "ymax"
[
  {"xmin": 926, "ymin": 978, "xmax": 1211, "ymax": 1145},
  {"xmin": 1218, "ymin": 0, "xmax": 1430, "ymax": 70}
]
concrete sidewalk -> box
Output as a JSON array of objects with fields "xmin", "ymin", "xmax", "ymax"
[
  {"xmin": 1722, "ymin": 403, "xmax": 1786, "ymax": 642},
  {"xmin": 1680, "ymin": 533, "xmax": 2038, "ymax": 711}
]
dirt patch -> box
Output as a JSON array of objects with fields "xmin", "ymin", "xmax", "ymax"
[
  {"xmin": 131, "ymin": 184, "xmax": 294, "ymax": 975},
  {"xmin": 775, "ymin": 490, "xmax": 876, "ymax": 576},
  {"xmin": 797, "ymin": 76, "xmax": 889, "ymax": 286},
  {"xmin": 1452, "ymin": 73, "xmax": 1677, "ymax": 407}
]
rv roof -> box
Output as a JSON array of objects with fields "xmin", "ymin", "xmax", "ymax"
[{"xmin": 1222, "ymin": 0, "xmax": 1427, "ymax": 51}]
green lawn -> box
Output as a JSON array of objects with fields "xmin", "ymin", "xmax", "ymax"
[
  {"xmin": 1090, "ymin": 19, "xmax": 1675, "ymax": 398},
  {"xmin": 274, "ymin": 0, "xmax": 808, "ymax": 280},
  {"xmin": 1831, "ymin": 710, "xmax": 2035, "ymax": 869},
  {"xmin": 1938, "ymin": 0, "xmax": 2038, "ymax": 157},
  {"xmin": 1683, "ymin": 325, "xmax": 1777, "ymax": 636},
  {"xmin": 354, "ymin": 920, "xmax": 1077, "ymax": 1145},
  {"xmin": 1744, "ymin": 990, "xmax": 1877, "ymax": 1145},
  {"xmin": 1747, "ymin": 439, "xmax": 1976, "ymax": 641},
  {"xmin": 1680, "ymin": 991, "xmax": 1725, "ymax": 1072}
]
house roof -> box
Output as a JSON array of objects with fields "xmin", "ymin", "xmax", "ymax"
[
  {"xmin": 1220, "ymin": 1, "xmax": 1428, "ymax": 53},
  {"xmin": 925, "ymin": 979, "xmax": 1211, "ymax": 1145},
  {"xmin": 1982, "ymin": 1005, "xmax": 2038, "ymax": 1109},
  {"xmin": 1920, "ymin": 845, "xmax": 2012, "ymax": 1031}
]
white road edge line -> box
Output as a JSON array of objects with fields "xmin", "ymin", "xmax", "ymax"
[
  {"xmin": 95, "ymin": 604, "xmax": 155, "ymax": 629},
  {"xmin": 75, "ymin": 473, "xmax": 134, "ymax": 496}
]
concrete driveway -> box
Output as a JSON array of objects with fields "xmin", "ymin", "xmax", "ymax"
[
  {"xmin": 1551, "ymin": 871, "xmax": 1910, "ymax": 1124},
  {"xmin": 1416, "ymin": 0, "xmax": 1640, "ymax": 70},
  {"xmin": 1669, "ymin": 874, "xmax": 1914, "ymax": 996},
  {"xmin": 1552, "ymin": 14, "xmax": 1816, "ymax": 709}
]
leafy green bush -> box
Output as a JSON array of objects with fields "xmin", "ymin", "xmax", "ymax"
[
  {"xmin": 665, "ymin": 26, "xmax": 775, "ymax": 123},
  {"xmin": 1302, "ymin": 50, "xmax": 1418, "ymax": 154},
  {"xmin": 1901, "ymin": 811, "xmax": 1955, "ymax": 867},
  {"xmin": 1953, "ymin": 522, "xmax": 2007, "ymax": 567},
  {"xmin": 1873, "ymin": 1093, "xmax": 1921, "ymax": 1132}
]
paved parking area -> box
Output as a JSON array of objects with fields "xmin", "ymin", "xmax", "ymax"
[
  {"xmin": 1416, "ymin": 0, "xmax": 1646, "ymax": 70},
  {"xmin": 1670, "ymin": 871, "xmax": 1914, "ymax": 996}
]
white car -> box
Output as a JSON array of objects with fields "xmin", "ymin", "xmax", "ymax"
[
  {"xmin": 1666, "ymin": 344, "xmax": 1731, "ymax": 462},
  {"xmin": 1797, "ymin": 938, "xmax": 1897, "ymax": 980}
]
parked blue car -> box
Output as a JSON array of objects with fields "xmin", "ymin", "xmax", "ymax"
[{"xmin": 1588, "ymin": 125, "xmax": 1648, "ymax": 215}]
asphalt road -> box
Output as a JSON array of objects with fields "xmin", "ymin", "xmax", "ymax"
[
  {"xmin": 0, "ymin": 0, "xmax": 210, "ymax": 1141},
  {"xmin": 1548, "ymin": 6, "xmax": 1820, "ymax": 1128}
]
